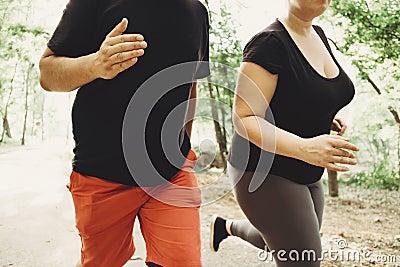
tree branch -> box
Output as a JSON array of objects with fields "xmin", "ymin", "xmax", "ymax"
[
  {"xmin": 366, "ymin": 76, "xmax": 382, "ymax": 95},
  {"xmin": 389, "ymin": 106, "xmax": 400, "ymax": 124}
]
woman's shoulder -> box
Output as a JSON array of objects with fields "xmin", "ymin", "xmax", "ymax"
[
  {"xmin": 242, "ymin": 20, "xmax": 288, "ymax": 75},
  {"xmin": 312, "ymin": 24, "xmax": 329, "ymax": 41},
  {"xmin": 244, "ymin": 20, "xmax": 287, "ymax": 51}
]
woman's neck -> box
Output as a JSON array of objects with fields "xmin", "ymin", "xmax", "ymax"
[{"xmin": 280, "ymin": 12, "xmax": 314, "ymax": 36}]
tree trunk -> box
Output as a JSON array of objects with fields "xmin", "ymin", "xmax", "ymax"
[
  {"xmin": 30, "ymin": 92, "xmax": 36, "ymax": 137},
  {"xmin": 222, "ymin": 66, "xmax": 234, "ymax": 134},
  {"xmin": 41, "ymin": 97, "xmax": 45, "ymax": 141},
  {"xmin": 30, "ymin": 110, "xmax": 35, "ymax": 136},
  {"xmin": 327, "ymin": 169, "xmax": 339, "ymax": 197},
  {"xmin": 398, "ymin": 124, "xmax": 400, "ymax": 183},
  {"xmin": 1, "ymin": 61, "xmax": 19, "ymax": 143},
  {"xmin": 207, "ymin": 77, "xmax": 227, "ymax": 169},
  {"xmin": 1, "ymin": 115, "xmax": 12, "ymax": 141},
  {"xmin": 21, "ymin": 64, "xmax": 32, "ymax": 145},
  {"xmin": 215, "ymin": 85, "xmax": 228, "ymax": 154}
]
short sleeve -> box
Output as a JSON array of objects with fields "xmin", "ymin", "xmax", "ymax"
[
  {"xmin": 47, "ymin": 0, "xmax": 98, "ymax": 57},
  {"xmin": 243, "ymin": 32, "xmax": 284, "ymax": 75},
  {"xmin": 194, "ymin": 6, "xmax": 210, "ymax": 79}
]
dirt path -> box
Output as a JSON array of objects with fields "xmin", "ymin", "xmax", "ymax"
[
  {"xmin": 198, "ymin": 172, "xmax": 400, "ymax": 267},
  {"xmin": 0, "ymin": 142, "xmax": 398, "ymax": 266}
]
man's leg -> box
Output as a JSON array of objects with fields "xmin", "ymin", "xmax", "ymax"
[
  {"xmin": 139, "ymin": 150, "xmax": 202, "ymax": 267},
  {"xmin": 68, "ymin": 171, "xmax": 148, "ymax": 267}
]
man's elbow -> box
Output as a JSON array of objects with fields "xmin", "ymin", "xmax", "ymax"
[
  {"xmin": 39, "ymin": 58, "xmax": 52, "ymax": 91},
  {"xmin": 39, "ymin": 76, "xmax": 52, "ymax": 92}
]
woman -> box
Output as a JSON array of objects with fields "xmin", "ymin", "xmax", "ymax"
[{"xmin": 210, "ymin": 0, "xmax": 358, "ymax": 266}]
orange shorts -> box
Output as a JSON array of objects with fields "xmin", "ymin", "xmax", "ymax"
[{"xmin": 68, "ymin": 150, "xmax": 202, "ymax": 267}]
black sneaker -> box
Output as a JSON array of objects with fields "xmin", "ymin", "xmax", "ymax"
[{"xmin": 210, "ymin": 215, "xmax": 229, "ymax": 252}]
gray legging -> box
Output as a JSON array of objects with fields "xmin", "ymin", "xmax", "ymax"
[{"xmin": 228, "ymin": 163, "xmax": 324, "ymax": 267}]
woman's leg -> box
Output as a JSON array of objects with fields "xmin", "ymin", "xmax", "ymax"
[
  {"xmin": 215, "ymin": 181, "xmax": 325, "ymax": 252},
  {"xmin": 210, "ymin": 216, "xmax": 267, "ymax": 252},
  {"xmin": 307, "ymin": 180, "xmax": 325, "ymax": 229},
  {"xmin": 230, "ymin": 219, "xmax": 267, "ymax": 250},
  {"xmin": 229, "ymin": 164, "xmax": 322, "ymax": 267}
]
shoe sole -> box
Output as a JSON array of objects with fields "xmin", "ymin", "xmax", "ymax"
[{"xmin": 210, "ymin": 214, "xmax": 218, "ymax": 252}]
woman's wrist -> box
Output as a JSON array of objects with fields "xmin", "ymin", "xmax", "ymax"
[{"xmin": 291, "ymin": 136, "xmax": 308, "ymax": 161}]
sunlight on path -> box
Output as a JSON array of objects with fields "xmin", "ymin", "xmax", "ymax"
[{"xmin": 0, "ymin": 140, "xmax": 147, "ymax": 267}]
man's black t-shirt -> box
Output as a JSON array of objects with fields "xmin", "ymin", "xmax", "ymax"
[
  {"xmin": 48, "ymin": 0, "xmax": 210, "ymax": 186},
  {"xmin": 228, "ymin": 20, "xmax": 355, "ymax": 185}
]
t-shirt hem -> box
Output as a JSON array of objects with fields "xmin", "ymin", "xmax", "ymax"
[
  {"xmin": 71, "ymin": 166, "xmax": 139, "ymax": 187},
  {"xmin": 227, "ymin": 159, "xmax": 322, "ymax": 185}
]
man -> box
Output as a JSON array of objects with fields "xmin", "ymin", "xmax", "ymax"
[{"xmin": 39, "ymin": 0, "xmax": 210, "ymax": 266}]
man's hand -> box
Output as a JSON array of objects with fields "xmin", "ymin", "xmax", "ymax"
[
  {"xmin": 94, "ymin": 18, "xmax": 147, "ymax": 80},
  {"xmin": 39, "ymin": 18, "xmax": 147, "ymax": 91}
]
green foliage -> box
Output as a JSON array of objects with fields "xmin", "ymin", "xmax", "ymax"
[
  {"xmin": 195, "ymin": 0, "xmax": 243, "ymax": 166},
  {"xmin": 202, "ymin": 0, "xmax": 242, "ymax": 86},
  {"xmin": 330, "ymin": 0, "xmax": 399, "ymax": 64},
  {"xmin": 203, "ymin": 0, "xmax": 242, "ymax": 105},
  {"xmin": 325, "ymin": 0, "xmax": 400, "ymax": 184},
  {"xmin": 7, "ymin": 24, "xmax": 48, "ymax": 38},
  {"xmin": 0, "ymin": 0, "xmax": 49, "ymax": 144},
  {"xmin": 343, "ymin": 161, "xmax": 399, "ymax": 191},
  {"xmin": 342, "ymin": 109, "xmax": 399, "ymax": 191},
  {"xmin": 198, "ymin": 0, "xmax": 242, "ymax": 126},
  {"xmin": 345, "ymin": 102, "xmax": 400, "ymax": 190},
  {"xmin": 327, "ymin": 0, "xmax": 400, "ymax": 94},
  {"xmin": 209, "ymin": 7, "xmax": 242, "ymax": 68}
]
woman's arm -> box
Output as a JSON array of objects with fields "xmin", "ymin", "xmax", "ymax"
[
  {"xmin": 39, "ymin": 18, "xmax": 147, "ymax": 92},
  {"xmin": 233, "ymin": 62, "xmax": 358, "ymax": 172}
]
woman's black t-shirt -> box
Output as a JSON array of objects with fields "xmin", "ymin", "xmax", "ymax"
[
  {"xmin": 47, "ymin": 0, "xmax": 210, "ymax": 186},
  {"xmin": 228, "ymin": 20, "xmax": 355, "ymax": 185}
]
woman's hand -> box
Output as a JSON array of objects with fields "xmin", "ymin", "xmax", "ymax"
[
  {"xmin": 94, "ymin": 18, "xmax": 147, "ymax": 80},
  {"xmin": 331, "ymin": 117, "xmax": 347, "ymax": 136},
  {"xmin": 299, "ymin": 134, "xmax": 359, "ymax": 172}
]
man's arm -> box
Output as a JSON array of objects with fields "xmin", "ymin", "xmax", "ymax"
[
  {"xmin": 39, "ymin": 18, "xmax": 147, "ymax": 92},
  {"xmin": 185, "ymin": 82, "xmax": 197, "ymax": 138}
]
